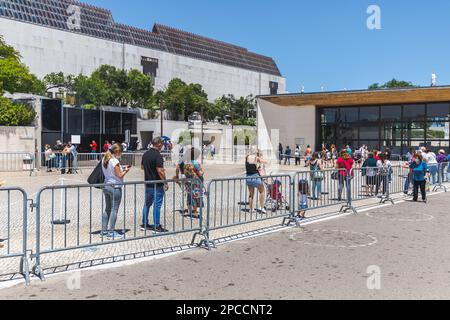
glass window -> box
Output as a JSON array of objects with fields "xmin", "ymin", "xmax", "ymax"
[
  {"xmin": 321, "ymin": 125, "xmax": 336, "ymax": 142},
  {"xmin": 41, "ymin": 99, "xmax": 62, "ymax": 132},
  {"xmin": 320, "ymin": 108, "xmax": 337, "ymax": 124},
  {"xmin": 359, "ymin": 125, "xmax": 380, "ymax": 140},
  {"xmin": 337, "ymin": 124, "xmax": 358, "ymax": 141},
  {"xmin": 380, "ymin": 105, "xmax": 402, "ymax": 121},
  {"xmin": 66, "ymin": 108, "xmax": 83, "ymax": 133},
  {"xmin": 403, "ymin": 104, "xmax": 425, "ymax": 120},
  {"xmin": 359, "ymin": 106, "xmax": 380, "ymax": 122},
  {"xmin": 105, "ymin": 112, "xmax": 121, "ymax": 134},
  {"xmin": 83, "ymin": 109, "xmax": 101, "ymax": 133},
  {"xmin": 427, "ymin": 103, "xmax": 450, "ymax": 122},
  {"xmin": 381, "ymin": 122, "xmax": 402, "ymax": 140},
  {"xmin": 339, "ymin": 107, "xmax": 359, "ymax": 123},
  {"xmin": 427, "ymin": 122, "xmax": 449, "ymax": 139}
]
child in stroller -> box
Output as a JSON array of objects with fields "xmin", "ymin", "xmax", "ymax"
[{"xmin": 264, "ymin": 178, "xmax": 290, "ymax": 212}]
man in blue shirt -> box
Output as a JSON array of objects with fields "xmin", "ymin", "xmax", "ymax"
[{"xmin": 410, "ymin": 154, "xmax": 428, "ymax": 203}]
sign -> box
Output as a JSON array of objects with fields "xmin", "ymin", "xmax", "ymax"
[{"xmin": 71, "ymin": 135, "xmax": 81, "ymax": 145}]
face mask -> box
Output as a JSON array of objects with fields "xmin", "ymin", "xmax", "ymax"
[{"xmin": 415, "ymin": 159, "xmax": 420, "ymax": 164}]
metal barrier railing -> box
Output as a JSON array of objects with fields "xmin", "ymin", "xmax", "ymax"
[
  {"xmin": 0, "ymin": 160, "xmax": 449, "ymax": 285},
  {"xmin": 31, "ymin": 179, "xmax": 208, "ymax": 280},
  {"xmin": 0, "ymin": 187, "xmax": 30, "ymax": 284},
  {"xmin": 204, "ymin": 174, "xmax": 294, "ymax": 235},
  {"xmin": 0, "ymin": 152, "xmax": 35, "ymax": 173}
]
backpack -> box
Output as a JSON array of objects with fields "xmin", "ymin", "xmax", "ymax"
[
  {"xmin": 87, "ymin": 161, "xmax": 105, "ymax": 188},
  {"xmin": 310, "ymin": 162, "xmax": 324, "ymax": 181}
]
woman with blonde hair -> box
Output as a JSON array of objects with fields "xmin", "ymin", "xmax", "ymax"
[
  {"xmin": 101, "ymin": 144, "xmax": 131, "ymax": 239},
  {"xmin": 245, "ymin": 146, "xmax": 268, "ymax": 214}
]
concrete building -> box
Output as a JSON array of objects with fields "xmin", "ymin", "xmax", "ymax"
[
  {"xmin": 257, "ymin": 86, "xmax": 450, "ymax": 156},
  {"xmin": 0, "ymin": 0, "xmax": 285, "ymax": 100}
]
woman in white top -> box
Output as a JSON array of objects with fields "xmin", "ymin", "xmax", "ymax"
[
  {"xmin": 423, "ymin": 149, "xmax": 438, "ymax": 185},
  {"xmin": 376, "ymin": 153, "xmax": 392, "ymax": 197},
  {"xmin": 101, "ymin": 144, "xmax": 131, "ymax": 239}
]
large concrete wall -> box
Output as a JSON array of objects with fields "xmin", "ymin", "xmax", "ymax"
[
  {"xmin": 0, "ymin": 126, "xmax": 35, "ymax": 153},
  {"xmin": 257, "ymin": 99, "xmax": 317, "ymax": 156},
  {"xmin": 0, "ymin": 18, "xmax": 286, "ymax": 100}
]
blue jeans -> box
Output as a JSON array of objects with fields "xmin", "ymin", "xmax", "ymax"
[
  {"xmin": 142, "ymin": 186, "xmax": 165, "ymax": 227},
  {"xmin": 429, "ymin": 165, "xmax": 438, "ymax": 185},
  {"xmin": 102, "ymin": 186, "xmax": 122, "ymax": 232},
  {"xmin": 312, "ymin": 180, "xmax": 322, "ymax": 199},
  {"xmin": 404, "ymin": 174, "xmax": 412, "ymax": 192}
]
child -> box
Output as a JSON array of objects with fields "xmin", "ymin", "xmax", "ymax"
[
  {"xmin": 297, "ymin": 179, "xmax": 310, "ymax": 220},
  {"xmin": 184, "ymin": 164, "xmax": 204, "ymax": 218}
]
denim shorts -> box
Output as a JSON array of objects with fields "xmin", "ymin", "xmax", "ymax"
[{"xmin": 246, "ymin": 174, "xmax": 262, "ymax": 188}]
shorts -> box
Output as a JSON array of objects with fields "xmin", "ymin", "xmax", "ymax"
[
  {"xmin": 246, "ymin": 174, "xmax": 263, "ymax": 188},
  {"xmin": 298, "ymin": 194, "xmax": 308, "ymax": 210}
]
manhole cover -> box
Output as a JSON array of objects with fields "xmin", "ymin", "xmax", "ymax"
[
  {"xmin": 365, "ymin": 211, "xmax": 434, "ymax": 222},
  {"xmin": 289, "ymin": 229, "xmax": 378, "ymax": 248}
]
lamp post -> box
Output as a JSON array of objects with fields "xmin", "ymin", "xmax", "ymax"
[
  {"xmin": 200, "ymin": 105, "xmax": 204, "ymax": 164},
  {"xmin": 159, "ymin": 100, "xmax": 164, "ymax": 137}
]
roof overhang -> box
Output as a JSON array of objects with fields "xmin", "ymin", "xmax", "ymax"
[{"xmin": 258, "ymin": 86, "xmax": 450, "ymax": 107}]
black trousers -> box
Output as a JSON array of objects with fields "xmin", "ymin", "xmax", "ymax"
[{"xmin": 413, "ymin": 180, "xmax": 426, "ymax": 201}]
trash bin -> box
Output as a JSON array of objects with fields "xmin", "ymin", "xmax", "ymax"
[{"xmin": 23, "ymin": 155, "xmax": 33, "ymax": 171}]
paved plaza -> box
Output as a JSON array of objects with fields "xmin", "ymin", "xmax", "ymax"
[{"xmin": 0, "ymin": 188, "xmax": 449, "ymax": 299}]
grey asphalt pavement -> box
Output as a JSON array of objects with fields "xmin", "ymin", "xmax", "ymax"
[{"xmin": 0, "ymin": 192, "xmax": 449, "ymax": 300}]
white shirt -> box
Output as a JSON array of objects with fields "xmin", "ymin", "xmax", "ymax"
[
  {"xmin": 424, "ymin": 152, "xmax": 438, "ymax": 165},
  {"xmin": 102, "ymin": 157, "xmax": 123, "ymax": 186}
]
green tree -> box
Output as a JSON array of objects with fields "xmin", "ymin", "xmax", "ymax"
[
  {"xmin": 0, "ymin": 36, "xmax": 44, "ymax": 95},
  {"xmin": 0, "ymin": 97, "xmax": 36, "ymax": 126},
  {"xmin": 369, "ymin": 78, "xmax": 416, "ymax": 89},
  {"xmin": 127, "ymin": 69, "xmax": 154, "ymax": 108},
  {"xmin": 43, "ymin": 72, "xmax": 76, "ymax": 92}
]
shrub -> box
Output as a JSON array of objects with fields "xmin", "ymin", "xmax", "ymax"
[{"xmin": 0, "ymin": 97, "xmax": 36, "ymax": 126}]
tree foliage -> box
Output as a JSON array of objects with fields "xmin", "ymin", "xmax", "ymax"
[
  {"xmin": 0, "ymin": 36, "xmax": 44, "ymax": 95},
  {"xmin": 0, "ymin": 97, "xmax": 36, "ymax": 126},
  {"xmin": 369, "ymin": 79, "xmax": 416, "ymax": 90}
]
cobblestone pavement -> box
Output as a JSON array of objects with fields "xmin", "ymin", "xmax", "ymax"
[{"xmin": 0, "ymin": 187, "xmax": 449, "ymax": 299}]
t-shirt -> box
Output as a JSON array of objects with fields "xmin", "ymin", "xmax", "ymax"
[
  {"xmin": 102, "ymin": 157, "xmax": 123, "ymax": 186},
  {"xmin": 336, "ymin": 157, "xmax": 354, "ymax": 176},
  {"xmin": 410, "ymin": 162, "xmax": 428, "ymax": 182},
  {"xmin": 424, "ymin": 152, "xmax": 438, "ymax": 165},
  {"xmin": 142, "ymin": 148, "xmax": 164, "ymax": 186},
  {"xmin": 91, "ymin": 142, "xmax": 97, "ymax": 152}
]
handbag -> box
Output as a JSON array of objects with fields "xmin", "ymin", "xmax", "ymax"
[{"xmin": 87, "ymin": 161, "xmax": 105, "ymax": 188}]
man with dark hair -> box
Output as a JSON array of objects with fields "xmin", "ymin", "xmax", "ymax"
[{"xmin": 141, "ymin": 137, "xmax": 168, "ymax": 233}]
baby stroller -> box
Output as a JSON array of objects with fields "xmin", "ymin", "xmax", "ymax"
[{"xmin": 264, "ymin": 178, "xmax": 290, "ymax": 212}]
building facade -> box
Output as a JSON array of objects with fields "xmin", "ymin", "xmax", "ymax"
[
  {"xmin": 0, "ymin": 0, "xmax": 285, "ymax": 100},
  {"xmin": 257, "ymin": 86, "xmax": 450, "ymax": 156}
]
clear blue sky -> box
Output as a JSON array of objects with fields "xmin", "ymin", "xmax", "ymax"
[{"xmin": 83, "ymin": 0, "xmax": 450, "ymax": 93}]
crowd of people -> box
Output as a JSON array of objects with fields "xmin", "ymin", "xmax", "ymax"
[{"xmin": 44, "ymin": 140, "xmax": 79, "ymax": 174}]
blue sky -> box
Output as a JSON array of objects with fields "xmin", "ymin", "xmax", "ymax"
[{"xmin": 83, "ymin": 0, "xmax": 450, "ymax": 93}]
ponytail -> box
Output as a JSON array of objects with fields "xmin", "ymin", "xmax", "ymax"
[{"xmin": 103, "ymin": 143, "xmax": 123, "ymax": 168}]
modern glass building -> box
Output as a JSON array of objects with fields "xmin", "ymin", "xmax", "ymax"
[{"xmin": 257, "ymin": 86, "xmax": 450, "ymax": 156}]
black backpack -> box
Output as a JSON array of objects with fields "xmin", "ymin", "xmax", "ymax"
[{"xmin": 87, "ymin": 161, "xmax": 105, "ymax": 188}]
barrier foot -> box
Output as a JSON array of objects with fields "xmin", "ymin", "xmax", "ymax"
[
  {"xmin": 20, "ymin": 252, "xmax": 31, "ymax": 285},
  {"xmin": 380, "ymin": 196, "xmax": 395, "ymax": 205},
  {"xmin": 340, "ymin": 204, "xmax": 357, "ymax": 214},
  {"xmin": 192, "ymin": 229, "xmax": 215, "ymax": 251},
  {"xmin": 433, "ymin": 184, "xmax": 447, "ymax": 193},
  {"xmin": 32, "ymin": 264, "xmax": 45, "ymax": 281},
  {"xmin": 282, "ymin": 215, "xmax": 303, "ymax": 228}
]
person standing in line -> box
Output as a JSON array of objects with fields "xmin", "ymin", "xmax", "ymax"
[
  {"xmin": 308, "ymin": 152, "xmax": 324, "ymax": 200},
  {"xmin": 403, "ymin": 153, "xmax": 416, "ymax": 195},
  {"xmin": 336, "ymin": 149, "xmax": 354, "ymax": 202},
  {"xmin": 90, "ymin": 140, "xmax": 98, "ymax": 160},
  {"xmin": 304, "ymin": 145, "xmax": 313, "ymax": 167},
  {"xmin": 330, "ymin": 144, "xmax": 337, "ymax": 168},
  {"xmin": 44, "ymin": 144, "xmax": 54, "ymax": 172},
  {"xmin": 245, "ymin": 147, "xmax": 268, "ymax": 214},
  {"xmin": 101, "ymin": 144, "xmax": 131, "ymax": 239},
  {"xmin": 278, "ymin": 143, "xmax": 284, "ymax": 165},
  {"xmin": 423, "ymin": 148, "xmax": 438, "ymax": 185},
  {"xmin": 141, "ymin": 137, "xmax": 169, "ymax": 233},
  {"xmin": 436, "ymin": 149, "xmax": 447, "ymax": 184},
  {"xmin": 284, "ymin": 146, "xmax": 292, "ymax": 166},
  {"xmin": 376, "ymin": 153, "xmax": 392, "ymax": 198},
  {"xmin": 294, "ymin": 145, "xmax": 302, "ymax": 166},
  {"xmin": 103, "ymin": 140, "xmax": 110, "ymax": 153},
  {"xmin": 362, "ymin": 152, "xmax": 378, "ymax": 196},
  {"xmin": 53, "ymin": 140, "xmax": 64, "ymax": 170},
  {"xmin": 410, "ymin": 154, "xmax": 428, "ymax": 203}
]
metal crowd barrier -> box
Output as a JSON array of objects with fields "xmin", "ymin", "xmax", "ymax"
[
  {"xmin": 203, "ymin": 174, "xmax": 293, "ymax": 246},
  {"xmin": 0, "ymin": 152, "xmax": 35, "ymax": 173},
  {"xmin": 1, "ymin": 161, "xmax": 450, "ymax": 285},
  {"xmin": 434, "ymin": 162, "xmax": 449, "ymax": 192},
  {"xmin": 0, "ymin": 187, "xmax": 30, "ymax": 284},
  {"xmin": 31, "ymin": 178, "xmax": 208, "ymax": 280}
]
